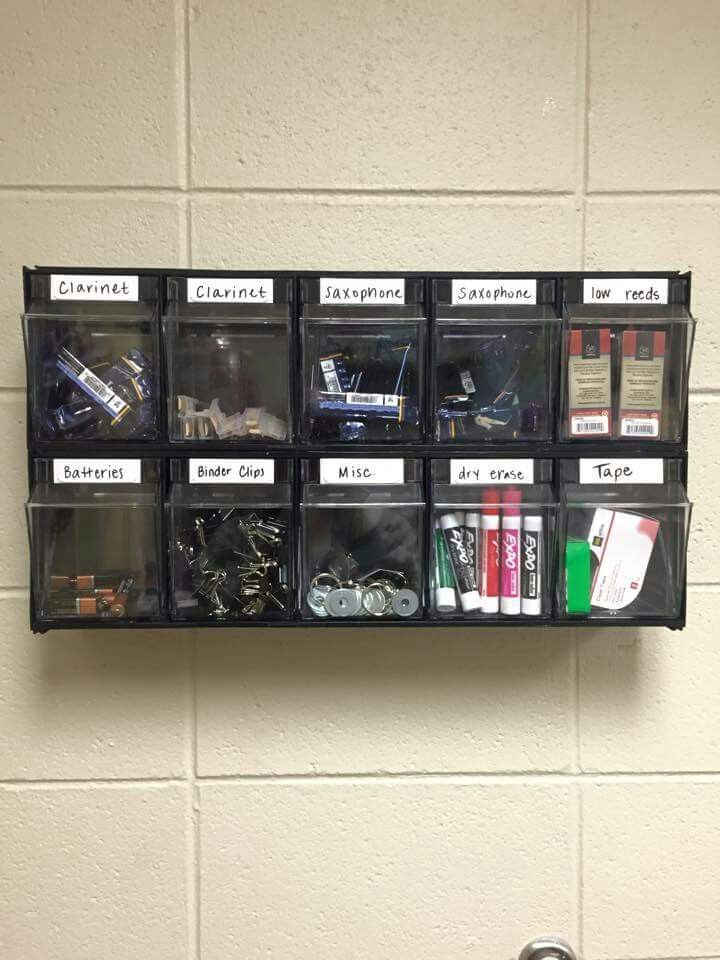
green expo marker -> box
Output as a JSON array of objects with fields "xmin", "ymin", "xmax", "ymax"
[{"xmin": 434, "ymin": 522, "xmax": 457, "ymax": 613}]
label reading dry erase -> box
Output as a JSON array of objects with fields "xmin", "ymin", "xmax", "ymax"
[
  {"xmin": 579, "ymin": 458, "xmax": 664, "ymax": 484},
  {"xmin": 53, "ymin": 459, "xmax": 142, "ymax": 483},
  {"xmin": 451, "ymin": 278, "xmax": 536, "ymax": 305},
  {"xmin": 186, "ymin": 278, "xmax": 273, "ymax": 303},
  {"xmin": 582, "ymin": 278, "xmax": 669, "ymax": 304},
  {"xmin": 451, "ymin": 459, "xmax": 535, "ymax": 485},
  {"xmin": 189, "ymin": 459, "xmax": 275, "ymax": 483},
  {"xmin": 50, "ymin": 274, "xmax": 139, "ymax": 301},
  {"xmin": 320, "ymin": 278, "xmax": 404, "ymax": 305},
  {"xmin": 320, "ymin": 458, "xmax": 404, "ymax": 485}
]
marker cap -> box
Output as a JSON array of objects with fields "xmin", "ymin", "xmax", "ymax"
[
  {"xmin": 459, "ymin": 589, "xmax": 483, "ymax": 613},
  {"xmin": 482, "ymin": 489, "xmax": 499, "ymax": 515},
  {"xmin": 435, "ymin": 587, "xmax": 457, "ymax": 612},
  {"xmin": 502, "ymin": 488, "xmax": 522, "ymax": 516}
]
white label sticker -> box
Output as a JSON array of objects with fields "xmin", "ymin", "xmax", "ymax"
[
  {"xmin": 188, "ymin": 459, "xmax": 275, "ymax": 484},
  {"xmin": 53, "ymin": 459, "xmax": 142, "ymax": 484},
  {"xmin": 579, "ymin": 458, "xmax": 664, "ymax": 484},
  {"xmin": 450, "ymin": 459, "xmax": 535, "ymax": 485},
  {"xmin": 620, "ymin": 416, "xmax": 660, "ymax": 438},
  {"xmin": 582, "ymin": 278, "xmax": 669, "ymax": 305},
  {"xmin": 186, "ymin": 278, "xmax": 273, "ymax": 303},
  {"xmin": 451, "ymin": 278, "xmax": 537, "ymax": 305},
  {"xmin": 319, "ymin": 278, "xmax": 405, "ymax": 305},
  {"xmin": 50, "ymin": 274, "xmax": 139, "ymax": 301},
  {"xmin": 571, "ymin": 413, "xmax": 610, "ymax": 436},
  {"xmin": 320, "ymin": 458, "xmax": 404, "ymax": 485}
]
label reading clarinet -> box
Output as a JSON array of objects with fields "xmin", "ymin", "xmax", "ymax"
[
  {"xmin": 582, "ymin": 278, "xmax": 669, "ymax": 304},
  {"xmin": 567, "ymin": 328, "xmax": 612, "ymax": 437},
  {"xmin": 189, "ymin": 459, "xmax": 275, "ymax": 484},
  {"xmin": 320, "ymin": 458, "xmax": 404, "ymax": 485},
  {"xmin": 451, "ymin": 459, "xmax": 535, "ymax": 485},
  {"xmin": 50, "ymin": 274, "xmax": 139, "ymax": 301},
  {"xmin": 186, "ymin": 278, "xmax": 273, "ymax": 304},
  {"xmin": 451, "ymin": 278, "xmax": 537, "ymax": 305},
  {"xmin": 619, "ymin": 330, "xmax": 665, "ymax": 438},
  {"xmin": 320, "ymin": 278, "xmax": 404, "ymax": 305},
  {"xmin": 53, "ymin": 459, "xmax": 142, "ymax": 483}
]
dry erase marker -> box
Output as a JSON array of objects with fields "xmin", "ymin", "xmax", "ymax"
[
  {"xmin": 521, "ymin": 513, "xmax": 543, "ymax": 616},
  {"xmin": 440, "ymin": 512, "xmax": 482, "ymax": 614},
  {"xmin": 500, "ymin": 488, "xmax": 522, "ymax": 616},
  {"xmin": 464, "ymin": 510, "xmax": 481, "ymax": 610},
  {"xmin": 480, "ymin": 489, "xmax": 500, "ymax": 614},
  {"xmin": 434, "ymin": 520, "xmax": 457, "ymax": 613}
]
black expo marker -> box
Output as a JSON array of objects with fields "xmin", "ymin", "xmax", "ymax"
[{"xmin": 440, "ymin": 512, "xmax": 482, "ymax": 613}]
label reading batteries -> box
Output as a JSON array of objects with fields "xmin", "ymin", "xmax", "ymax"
[
  {"xmin": 320, "ymin": 458, "xmax": 404, "ymax": 485},
  {"xmin": 50, "ymin": 274, "xmax": 138, "ymax": 301},
  {"xmin": 53, "ymin": 459, "xmax": 142, "ymax": 483}
]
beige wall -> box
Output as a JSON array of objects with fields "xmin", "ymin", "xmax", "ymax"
[{"xmin": 1, "ymin": 1, "xmax": 719, "ymax": 958}]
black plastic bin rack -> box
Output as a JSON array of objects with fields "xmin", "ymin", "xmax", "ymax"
[{"xmin": 22, "ymin": 267, "xmax": 694, "ymax": 631}]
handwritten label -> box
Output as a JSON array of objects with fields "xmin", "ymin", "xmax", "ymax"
[
  {"xmin": 186, "ymin": 278, "xmax": 273, "ymax": 304},
  {"xmin": 320, "ymin": 278, "xmax": 404, "ymax": 305},
  {"xmin": 451, "ymin": 279, "xmax": 536, "ymax": 305},
  {"xmin": 53, "ymin": 459, "xmax": 142, "ymax": 484},
  {"xmin": 582, "ymin": 278, "xmax": 669, "ymax": 305},
  {"xmin": 188, "ymin": 459, "xmax": 274, "ymax": 484},
  {"xmin": 320, "ymin": 458, "xmax": 404, "ymax": 485},
  {"xmin": 450, "ymin": 459, "xmax": 535, "ymax": 485},
  {"xmin": 579, "ymin": 458, "xmax": 664, "ymax": 484},
  {"xmin": 50, "ymin": 274, "xmax": 138, "ymax": 301}
]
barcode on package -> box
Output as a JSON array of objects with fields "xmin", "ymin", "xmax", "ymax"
[
  {"xmin": 460, "ymin": 370, "xmax": 476, "ymax": 394},
  {"xmin": 621, "ymin": 417, "xmax": 659, "ymax": 437},
  {"xmin": 346, "ymin": 393, "xmax": 386, "ymax": 406},
  {"xmin": 78, "ymin": 369, "xmax": 126, "ymax": 414},
  {"xmin": 320, "ymin": 359, "xmax": 342, "ymax": 393},
  {"xmin": 571, "ymin": 415, "xmax": 609, "ymax": 435}
]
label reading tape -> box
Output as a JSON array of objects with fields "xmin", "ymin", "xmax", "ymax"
[
  {"xmin": 50, "ymin": 274, "xmax": 138, "ymax": 301},
  {"xmin": 53, "ymin": 459, "xmax": 142, "ymax": 483},
  {"xmin": 320, "ymin": 278, "xmax": 404, "ymax": 305},
  {"xmin": 579, "ymin": 459, "xmax": 664, "ymax": 485},
  {"xmin": 451, "ymin": 278, "xmax": 536, "ymax": 305},
  {"xmin": 189, "ymin": 459, "xmax": 275, "ymax": 484},
  {"xmin": 450, "ymin": 459, "xmax": 535, "ymax": 485},
  {"xmin": 186, "ymin": 278, "xmax": 273, "ymax": 303},
  {"xmin": 582, "ymin": 277, "xmax": 669, "ymax": 304},
  {"xmin": 320, "ymin": 458, "xmax": 404, "ymax": 485}
]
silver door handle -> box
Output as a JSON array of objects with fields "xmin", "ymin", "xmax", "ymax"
[{"xmin": 519, "ymin": 937, "xmax": 577, "ymax": 960}]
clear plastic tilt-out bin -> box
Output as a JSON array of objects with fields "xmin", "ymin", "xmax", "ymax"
[
  {"xmin": 432, "ymin": 277, "xmax": 559, "ymax": 443},
  {"xmin": 430, "ymin": 459, "xmax": 557, "ymax": 619},
  {"xmin": 557, "ymin": 458, "xmax": 691, "ymax": 620},
  {"xmin": 560, "ymin": 277, "xmax": 695, "ymax": 442},
  {"xmin": 300, "ymin": 276, "xmax": 425, "ymax": 443},
  {"xmin": 300, "ymin": 459, "xmax": 425, "ymax": 620},
  {"xmin": 26, "ymin": 458, "xmax": 162, "ymax": 624},
  {"xmin": 23, "ymin": 272, "xmax": 160, "ymax": 441},
  {"xmin": 167, "ymin": 458, "xmax": 293, "ymax": 621},
  {"xmin": 164, "ymin": 275, "xmax": 292, "ymax": 444}
]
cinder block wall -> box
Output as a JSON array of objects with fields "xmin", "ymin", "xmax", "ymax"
[{"xmin": 1, "ymin": 2, "xmax": 718, "ymax": 958}]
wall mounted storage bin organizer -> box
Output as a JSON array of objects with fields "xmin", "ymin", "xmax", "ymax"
[
  {"xmin": 431, "ymin": 276, "xmax": 559, "ymax": 443},
  {"xmin": 22, "ymin": 267, "xmax": 693, "ymax": 631},
  {"xmin": 557, "ymin": 458, "xmax": 691, "ymax": 621},
  {"xmin": 23, "ymin": 273, "xmax": 160, "ymax": 442},
  {"xmin": 27, "ymin": 457, "xmax": 163, "ymax": 624},
  {"xmin": 163, "ymin": 275, "xmax": 292, "ymax": 444},
  {"xmin": 300, "ymin": 276, "xmax": 426, "ymax": 444},
  {"xmin": 166, "ymin": 458, "xmax": 294, "ymax": 621},
  {"xmin": 560, "ymin": 275, "xmax": 695, "ymax": 442},
  {"xmin": 430, "ymin": 459, "xmax": 558, "ymax": 621}
]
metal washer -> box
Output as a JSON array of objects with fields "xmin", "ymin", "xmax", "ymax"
[
  {"xmin": 391, "ymin": 588, "xmax": 419, "ymax": 617},
  {"xmin": 325, "ymin": 587, "xmax": 363, "ymax": 618}
]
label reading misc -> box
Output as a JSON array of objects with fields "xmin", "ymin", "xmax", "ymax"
[
  {"xmin": 451, "ymin": 459, "xmax": 535, "ymax": 485},
  {"xmin": 319, "ymin": 278, "xmax": 405, "ymax": 305},
  {"xmin": 579, "ymin": 458, "xmax": 664, "ymax": 484},
  {"xmin": 582, "ymin": 277, "xmax": 669, "ymax": 304},
  {"xmin": 50, "ymin": 274, "xmax": 139, "ymax": 301},
  {"xmin": 319, "ymin": 458, "xmax": 404, "ymax": 485},
  {"xmin": 53, "ymin": 459, "xmax": 142, "ymax": 484},
  {"xmin": 186, "ymin": 278, "xmax": 273, "ymax": 303},
  {"xmin": 451, "ymin": 278, "xmax": 537, "ymax": 305},
  {"xmin": 188, "ymin": 459, "xmax": 275, "ymax": 484}
]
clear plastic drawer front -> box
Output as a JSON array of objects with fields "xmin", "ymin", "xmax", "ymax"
[
  {"xmin": 558, "ymin": 462, "xmax": 691, "ymax": 620},
  {"xmin": 26, "ymin": 460, "xmax": 162, "ymax": 623},
  {"xmin": 560, "ymin": 302, "xmax": 695, "ymax": 443},
  {"xmin": 163, "ymin": 276, "xmax": 292, "ymax": 444},
  {"xmin": 23, "ymin": 273, "xmax": 160, "ymax": 442}
]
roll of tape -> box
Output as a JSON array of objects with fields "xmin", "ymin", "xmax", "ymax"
[{"xmin": 566, "ymin": 539, "xmax": 591, "ymax": 614}]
